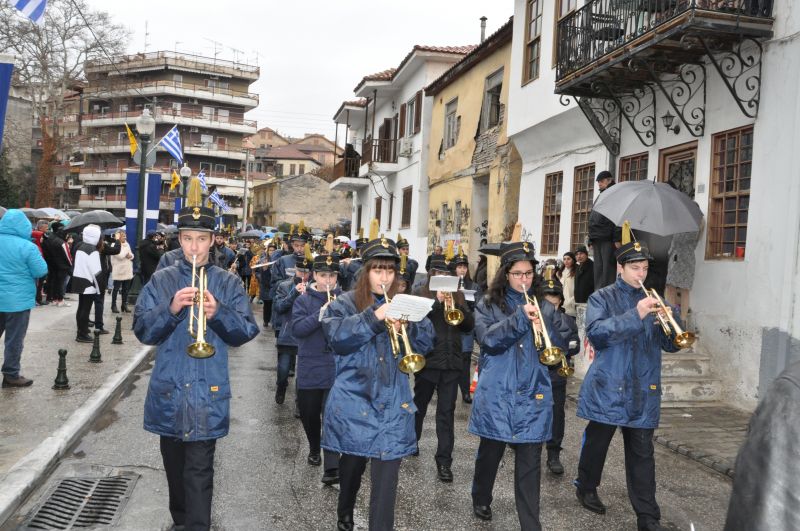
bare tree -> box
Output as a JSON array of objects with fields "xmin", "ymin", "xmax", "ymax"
[{"xmin": 0, "ymin": 0, "xmax": 128, "ymax": 206}]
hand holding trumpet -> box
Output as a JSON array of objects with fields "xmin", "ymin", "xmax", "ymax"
[
  {"xmin": 170, "ymin": 286, "xmax": 218, "ymax": 320},
  {"xmin": 637, "ymin": 296, "xmax": 667, "ymax": 321},
  {"xmin": 523, "ymin": 303, "xmax": 544, "ymax": 334}
]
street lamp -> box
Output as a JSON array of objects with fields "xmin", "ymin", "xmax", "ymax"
[
  {"xmin": 135, "ymin": 108, "xmax": 156, "ymax": 243},
  {"xmin": 180, "ymin": 162, "xmax": 192, "ymax": 201}
]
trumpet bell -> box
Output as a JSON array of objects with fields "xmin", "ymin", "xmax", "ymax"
[
  {"xmin": 557, "ymin": 364, "xmax": 575, "ymax": 377},
  {"xmin": 539, "ymin": 347, "xmax": 563, "ymax": 366},
  {"xmin": 445, "ymin": 309, "xmax": 464, "ymax": 326},
  {"xmin": 399, "ymin": 353, "xmax": 426, "ymax": 374},
  {"xmin": 187, "ymin": 341, "xmax": 216, "ymax": 359},
  {"xmin": 674, "ymin": 331, "xmax": 696, "ymax": 349}
]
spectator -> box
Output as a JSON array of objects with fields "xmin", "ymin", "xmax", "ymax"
[
  {"xmin": 559, "ymin": 251, "xmax": 577, "ymax": 317},
  {"xmin": 425, "ymin": 245, "xmax": 443, "ymax": 272},
  {"xmin": 110, "ymin": 231, "xmax": 134, "ymax": 313},
  {"xmin": 0, "ymin": 210, "xmax": 48, "ymax": 387},
  {"xmin": 69, "ymin": 225, "xmax": 103, "ymax": 343},
  {"xmin": 474, "ymin": 254, "xmax": 488, "ymax": 293},
  {"xmin": 138, "ymin": 230, "xmax": 165, "ymax": 285},
  {"xmin": 573, "ymin": 245, "xmax": 595, "ymax": 304},
  {"xmin": 588, "ymin": 170, "xmax": 621, "ymax": 289},
  {"xmin": 665, "ymin": 216, "xmax": 703, "ymax": 326},
  {"xmin": 31, "ymin": 220, "xmax": 50, "ymax": 306},
  {"xmin": 42, "ymin": 222, "xmax": 72, "ymax": 307},
  {"xmin": 94, "ymin": 232, "xmax": 121, "ymax": 334}
]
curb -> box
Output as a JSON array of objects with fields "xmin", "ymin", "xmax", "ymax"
[{"xmin": 0, "ymin": 345, "xmax": 154, "ymax": 526}]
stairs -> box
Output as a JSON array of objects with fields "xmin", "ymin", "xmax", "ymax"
[{"xmin": 660, "ymin": 348, "xmax": 722, "ymax": 407}]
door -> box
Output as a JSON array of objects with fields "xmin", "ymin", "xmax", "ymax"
[{"xmin": 659, "ymin": 141, "xmax": 698, "ymax": 198}]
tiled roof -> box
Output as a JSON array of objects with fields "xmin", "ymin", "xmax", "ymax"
[
  {"xmin": 413, "ymin": 45, "xmax": 478, "ymax": 55},
  {"xmin": 354, "ymin": 45, "xmax": 476, "ymax": 92},
  {"xmin": 343, "ymin": 98, "xmax": 367, "ymax": 107},
  {"xmin": 255, "ymin": 145, "xmax": 319, "ymax": 162},
  {"xmin": 362, "ymin": 68, "xmax": 396, "ymax": 82}
]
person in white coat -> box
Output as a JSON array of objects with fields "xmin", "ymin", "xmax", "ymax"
[{"xmin": 110, "ymin": 230, "xmax": 134, "ymax": 313}]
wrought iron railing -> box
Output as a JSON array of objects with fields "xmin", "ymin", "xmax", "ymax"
[
  {"xmin": 361, "ymin": 138, "xmax": 397, "ymax": 165},
  {"xmin": 556, "ymin": 0, "xmax": 774, "ymax": 82}
]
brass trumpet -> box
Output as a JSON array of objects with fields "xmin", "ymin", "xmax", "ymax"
[
  {"xmin": 443, "ymin": 291, "xmax": 464, "ymax": 326},
  {"xmin": 187, "ymin": 255, "xmax": 216, "ymax": 359},
  {"xmin": 326, "ymin": 283, "xmax": 336, "ymax": 304},
  {"xmin": 522, "ymin": 284, "xmax": 573, "ymax": 377},
  {"xmin": 381, "ymin": 284, "xmax": 426, "ymax": 374},
  {"xmin": 639, "ymin": 281, "xmax": 695, "ymax": 349}
]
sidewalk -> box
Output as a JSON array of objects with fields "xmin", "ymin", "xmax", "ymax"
[{"xmin": 566, "ymin": 378, "xmax": 751, "ymax": 479}]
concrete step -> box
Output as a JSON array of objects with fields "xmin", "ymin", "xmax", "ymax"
[
  {"xmin": 661, "ymin": 376, "xmax": 721, "ymax": 404},
  {"xmin": 661, "ymin": 351, "xmax": 712, "ymax": 378}
]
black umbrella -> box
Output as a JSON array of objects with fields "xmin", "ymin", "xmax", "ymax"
[
  {"xmin": 478, "ymin": 242, "xmax": 502, "ymax": 256},
  {"xmin": 65, "ymin": 210, "xmax": 125, "ymax": 231},
  {"xmin": 240, "ymin": 229, "xmax": 266, "ymax": 239}
]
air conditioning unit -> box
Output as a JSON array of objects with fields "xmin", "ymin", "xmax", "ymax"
[
  {"xmin": 190, "ymin": 127, "xmax": 199, "ymax": 133},
  {"xmin": 399, "ymin": 138, "xmax": 413, "ymax": 157}
]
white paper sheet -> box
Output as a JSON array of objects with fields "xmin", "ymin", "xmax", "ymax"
[
  {"xmin": 461, "ymin": 289, "xmax": 476, "ymax": 302},
  {"xmin": 385, "ymin": 294, "xmax": 434, "ymax": 322},
  {"xmin": 428, "ymin": 275, "xmax": 460, "ymax": 292}
]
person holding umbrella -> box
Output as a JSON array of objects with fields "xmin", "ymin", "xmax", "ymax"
[{"xmin": 588, "ymin": 170, "xmax": 622, "ymax": 290}]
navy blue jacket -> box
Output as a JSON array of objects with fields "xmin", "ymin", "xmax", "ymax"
[
  {"xmin": 269, "ymin": 251, "xmax": 298, "ymax": 299},
  {"xmin": 545, "ymin": 302, "xmax": 580, "ymax": 385},
  {"xmin": 577, "ymin": 277, "xmax": 681, "ymax": 429},
  {"xmin": 135, "ymin": 258, "xmax": 260, "ymax": 441},
  {"xmin": 460, "ymin": 278, "xmax": 482, "ymax": 353},
  {"xmin": 321, "ymin": 291, "xmax": 434, "ymax": 459},
  {"xmin": 291, "ymin": 284, "xmax": 341, "ymax": 389},
  {"xmin": 274, "ymin": 276, "xmax": 303, "ymax": 347},
  {"xmin": 338, "ymin": 258, "xmax": 363, "ymax": 292}
]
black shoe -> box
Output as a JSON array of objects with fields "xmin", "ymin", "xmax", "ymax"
[
  {"xmin": 546, "ymin": 451, "xmax": 564, "ymax": 475},
  {"xmin": 321, "ymin": 469, "xmax": 339, "ymax": 486},
  {"xmin": 576, "ymin": 487, "xmax": 607, "ymax": 514},
  {"xmin": 121, "ymin": 305, "xmax": 130, "ymax": 313},
  {"xmin": 76, "ymin": 334, "xmax": 93, "ymax": 343},
  {"xmin": 436, "ymin": 464, "xmax": 453, "ymax": 483},
  {"xmin": 462, "ymin": 394, "xmax": 473, "ymax": 404},
  {"xmin": 473, "ymin": 504, "xmax": 492, "ymax": 521},
  {"xmin": 96, "ymin": 328, "xmax": 110, "ymax": 335},
  {"xmin": 638, "ymin": 521, "xmax": 668, "ymax": 531},
  {"xmin": 288, "ymin": 369, "xmax": 295, "ymax": 377},
  {"xmin": 337, "ymin": 513, "xmax": 354, "ymax": 531},
  {"xmin": 411, "ymin": 446, "xmax": 419, "ymax": 457},
  {"xmin": 2, "ymin": 375, "xmax": 33, "ymax": 387},
  {"xmin": 275, "ymin": 387, "xmax": 286, "ymax": 404},
  {"xmin": 307, "ymin": 453, "xmax": 321, "ymax": 466},
  {"xmin": 111, "ymin": 305, "xmax": 120, "ymax": 313}
]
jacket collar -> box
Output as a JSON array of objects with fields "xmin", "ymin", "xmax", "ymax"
[{"xmin": 615, "ymin": 276, "xmax": 641, "ymax": 295}]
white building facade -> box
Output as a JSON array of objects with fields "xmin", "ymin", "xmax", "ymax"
[{"xmin": 508, "ymin": 0, "xmax": 796, "ymax": 410}]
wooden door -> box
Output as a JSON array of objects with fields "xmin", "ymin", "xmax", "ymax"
[{"xmin": 659, "ymin": 141, "xmax": 698, "ymax": 198}]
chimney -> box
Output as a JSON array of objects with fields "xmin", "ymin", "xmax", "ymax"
[{"xmin": 480, "ymin": 16, "xmax": 487, "ymax": 43}]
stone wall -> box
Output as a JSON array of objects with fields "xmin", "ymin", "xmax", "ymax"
[{"xmin": 274, "ymin": 173, "xmax": 351, "ymax": 229}]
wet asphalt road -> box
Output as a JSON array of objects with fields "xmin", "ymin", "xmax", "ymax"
[{"xmin": 8, "ymin": 322, "xmax": 733, "ymax": 531}]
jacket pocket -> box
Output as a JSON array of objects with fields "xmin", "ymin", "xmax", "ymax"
[
  {"xmin": 590, "ymin": 371, "xmax": 625, "ymax": 422},
  {"xmin": 145, "ymin": 379, "xmax": 178, "ymax": 434},
  {"xmin": 201, "ymin": 382, "xmax": 232, "ymax": 436}
]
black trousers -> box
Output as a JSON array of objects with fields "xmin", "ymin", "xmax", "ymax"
[
  {"xmin": 458, "ymin": 351, "xmax": 472, "ymax": 398},
  {"xmin": 413, "ymin": 371, "xmax": 459, "ymax": 467},
  {"xmin": 547, "ymin": 381, "xmax": 567, "ymax": 452},
  {"xmin": 297, "ymin": 388, "xmax": 339, "ymax": 472},
  {"xmin": 262, "ymin": 299, "xmax": 273, "ymax": 326},
  {"xmin": 472, "ymin": 437, "xmax": 542, "ymax": 531},
  {"xmin": 338, "ymin": 454, "xmax": 401, "ymax": 531},
  {"xmin": 577, "ymin": 420, "xmax": 661, "ymax": 526},
  {"xmin": 48, "ymin": 269, "xmax": 67, "ymax": 301},
  {"xmin": 94, "ymin": 291, "xmax": 106, "ymax": 330},
  {"xmin": 159, "ymin": 436, "xmax": 217, "ymax": 531},
  {"xmin": 593, "ymin": 239, "xmax": 617, "ymax": 289},
  {"xmin": 76, "ymin": 294, "xmax": 95, "ymax": 336},
  {"xmin": 111, "ymin": 279, "xmax": 131, "ymax": 308}
]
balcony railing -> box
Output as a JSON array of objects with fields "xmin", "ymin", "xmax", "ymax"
[
  {"xmin": 556, "ymin": 0, "xmax": 774, "ymax": 82},
  {"xmin": 81, "ymin": 107, "xmax": 256, "ymax": 129},
  {"xmin": 332, "ymin": 156, "xmax": 362, "ymax": 179},
  {"xmin": 361, "ymin": 138, "xmax": 397, "ymax": 165},
  {"xmin": 85, "ymin": 50, "xmax": 259, "ymax": 77},
  {"xmin": 84, "ymin": 79, "xmax": 258, "ymax": 104}
]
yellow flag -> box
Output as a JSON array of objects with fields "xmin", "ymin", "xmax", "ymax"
[
  {"xmin": 125, "ymin": 124, "xmax": 138, "ymax": 157},
  {"xmin": 170, "ymin": 169, "xmax": 181, "ymax": 191}
]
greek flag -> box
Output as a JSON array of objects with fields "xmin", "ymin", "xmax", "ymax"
[
  {"xmin": 197, "ymin": 170, "xmax": 207, "ymax": 191},
  {"xmin": 158, "ymin": 125, "xmax": 183, "ymax": 165},
  {"xmin": 209, "ymin": 191, "xmax": 231, "ymax": 212},
  {"xmin": 13, "ymin": 0, "xmax": 47, "ymax": 24}
]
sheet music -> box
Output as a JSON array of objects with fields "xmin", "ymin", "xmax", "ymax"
[
  {"xmin": 461, "ymin": 289, "xmax": 476, "ymax": 302},
  {"xmin": 385, "ymin": 294, "xmax": 434, "ymax": 322},
  {"xmin": 428, "ymin": 275, "xmax": 460, "ymax": 292}
]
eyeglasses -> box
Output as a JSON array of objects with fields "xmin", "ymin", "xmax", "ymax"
[{"xmin": 508, "ymin": 270, "xmax": 535, "ymax": 279}]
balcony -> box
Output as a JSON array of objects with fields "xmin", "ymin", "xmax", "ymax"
[
  {"xmin": 554, "ymin": 0, "xmax": 773, "ymax": 154},
  {"xmin": 81, "ymin": 107, "xmax": 257, "ymax": 134},
  {"xmin": 332, "ymin": 156, "xmax": 361, "ymax": 179},
  {"xmin": 85, "ymin": 50, "xmax": 259, "ymax": 81},
  {"xmin": 83, "ymin": 79, "xmax": 258, "ymax": 109},
  {"xmin": 360, "ymin": 138, "xmax": 398, "ymax": 175},
  {"xmin": 78, "ymin": 193, "xmax": 174, "ymax": 210}
]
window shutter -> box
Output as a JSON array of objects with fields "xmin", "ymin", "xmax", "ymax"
[
  {"xmin": 413, "ymin": 91, "xmax": 422, "ymax": 134},
  {"xmin": 399, "ymin": 103, "xmax": 406, "ymax": 137}
]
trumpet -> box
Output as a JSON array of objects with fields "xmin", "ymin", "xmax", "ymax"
[
  {"xmin": 639, "ymin": 281, "xmax": 695, "ymax": 349},
  {"xmin": 522, "ymin": 284, "xmax": 573, "ymax": 377},
  {"xmin": 443, "ymin": 291, "xmax": 464, "ymax": 326},
  {"xmin": 187, "ymin": 255, "xmax": 216, "ymax": 359},
  {"xmin": 381, "ymin": 284, "xmax": 425, "ymax": 374},
  {"xmin": 326, "ymin": 283, "xmax": 336, "ymax": 303}
]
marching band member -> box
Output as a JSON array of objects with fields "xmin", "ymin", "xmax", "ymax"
[
  {"xmin": 396, "ymin": 233, "xmax": 418, "ymax": 287},
  {"xmin": 338, "ymin": 229, "xmax": 367, "ymax": 292},
  {"xmin": 575, "ymin": 226, "xmax": 683, "ymax": 531},
  {"xmin": 449, "ymin": 245, "xmax": 482, "ymax": 404},
  {"xmin": 291, "ymin": 250, "xmax": 342, "ymax": 486},
  {"xmin": 412, "ymin": 252, "xmax": 474, "ymax": 482},
  {"xmin": 134, "ymin": 193, "xmax": 259, "ymax": 531},
  {"xmin": 469, "ymin": 233, "xmax": 565, "ymax": 530},
  {"xmin": 321, "ymin": 225, "xmax": 434, "ymax": 531}
]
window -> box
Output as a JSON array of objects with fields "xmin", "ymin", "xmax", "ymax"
[
  {"xmin": 441, "ymin": 203, "xmax": 450, "ymax": 233},
  {"xmin": 117, "ymin": 132, "xmax": 127, "ymax": 142},
  {"xmin": 276, "ymin": 164, "xmax": 284, "ymax": 177},
  {"xmin": 444, "ymin": 99, "xmax": 459, "ymax": 149},
  {"xmin": 202, "ymin": 106, "xmax": 214, "ymax": 119},
  {"xmin": 387, "ymin": 194, "xmax": 394, "ymax": 230},
  {"xmin": 97, "ymin": 187, "xmax": 106, "ymax": 199},
  {"xmin": 552, "ymin": 0, "xmax": 579, "ymax": 66},
  {"xmin": 402, "ymin": 96, "xmax": 416, "ymax": 138},
  {"xmin": 299, "ymin": 164, "xmax": 305, "ymax": 174},
  {"xmin": 619, "ymin": 153, "xmax": 649, "ymax": 182},
  {"xmin": 173, "ymin": 74, "xmax": 183, "ymax": 85},
  {"xmin": 524, "ymin": 0, "xmax": 544, "ymax": 82},
  {"xmin": 217, "ymin": 109, "xmax": 229, "ymax": 123},
  {"xmin": 401, "ymin": 186, "xmax": 413, "ymax": 228},
  {"xmin": 119, "ymin": 104, "xmax": 129, "ymax": 113},
  {"xmin": 115, "ymin": 186, "xmax": 124, "ymax": 197},
  {"xmin": 541, "ymin": 172, "xmax": 563, "ymax": 255},
  {"xmin": 482, "ymin": 69, "xmax": 504, "ymax": 131},
  {"xmin": 571, "ymin": 164, "xmax": 595, "ymax": 249},
  {"xmin": 375, "ymin": 197, "xmax": 382, "ymax": 225},
  {"xmin": 214, "ymin": 164, "xmax": 226, "ymax": 174},
  {"xmin": 356, "ymin": 204, "xmax": 363, "ymax": 233},
  {"xmin": 200, "ymin": 162, "xmax": 212, "ymax": 173},
  {"xmin": 290, "ymin": 164, "xmax": 296, "ymax": 175},
  {"xmin": 454, "ymin": 200, "xmax": 462, "ymax": 234},
  {"xmin": 707, "ymin": 126, "xmax": 753, "ymax": 259},
  {"xmin": 200, "ymin": 134, "xmax": 214, "ymax": 145},
  {"xmin": 172, "ymin": 102, "xmax": 182, "ymax": 113}
]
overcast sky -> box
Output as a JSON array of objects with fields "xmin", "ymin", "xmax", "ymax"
[{"xmin": 84, "ymin": 0, "xmax": 512, "ymax": 141}]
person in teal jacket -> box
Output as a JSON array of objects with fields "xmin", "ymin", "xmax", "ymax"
[
  {"xmin": 0, "ymin": 209, "xmax": 48, "ymax": 387},
  {"xmin": 468, "ymin": 240, "xmax": 565, "ymax": 530},
  {"xmin": 321, "ymin": 235, "xmax": 434, "ymax": 531},
  {"xmin": 134, "ymin": 205, "xmax": 259, "ymax": 531},
  {"xmin": 575, "ymin": 239, "xmax": 682, "ymax": 531}
]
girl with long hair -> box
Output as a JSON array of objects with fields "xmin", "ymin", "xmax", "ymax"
[{"xmin": 559, "ymin": 251, "xmax": 577, "ymax": 317}]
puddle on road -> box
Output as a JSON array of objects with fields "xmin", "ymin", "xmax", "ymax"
[{"xmin": 91, "ymin": 408, "xmax": 120, "ymax": 433}]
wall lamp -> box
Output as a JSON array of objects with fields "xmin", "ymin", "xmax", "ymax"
[{"xmin": 661, "ymin": 110, "xmax": 680, "ymax": 135}]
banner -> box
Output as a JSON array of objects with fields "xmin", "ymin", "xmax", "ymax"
[
  {"xmin": 125, "ymin": 171, "xmax": 162, "ymax": 257},
  {"xmin": 0, "ymin": 55, "xmax": 15, "ymax": 153},
  {"xmin": 174, "ymin": 197, "xmax": 182, "ymax": 224}
]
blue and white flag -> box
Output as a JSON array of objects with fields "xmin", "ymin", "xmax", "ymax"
[
  {"xmin": 208, "ymin": 191, "xmax": 231, "ymax": 212},
  {"xmin": 197, "ymin": 170, "xmax": 208, "ymax": 191},
  {"xmin": 158, "ymin": 125, "xmax": 183, "ymax": 165},
  {"xmin": 13, "ymin": 0, "xmax": 47, "ymax": 24}
]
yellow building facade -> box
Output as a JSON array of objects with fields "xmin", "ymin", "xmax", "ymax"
[{"xmin": 425, "ymin": 20, "xmax": 520, "ymax": 276}]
